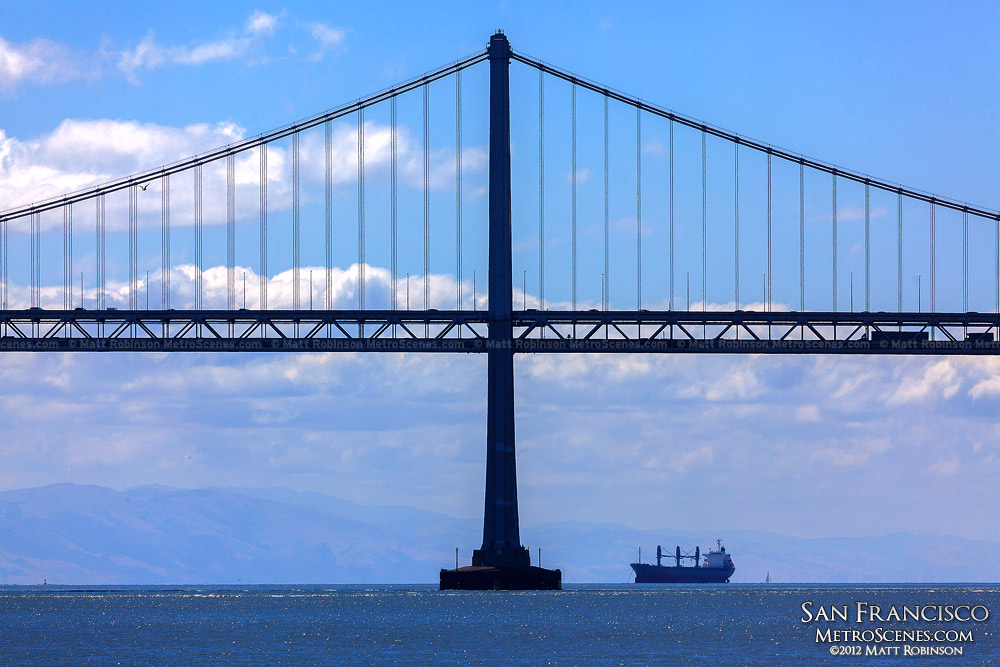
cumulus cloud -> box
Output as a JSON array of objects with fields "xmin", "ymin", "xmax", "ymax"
[
  {"xmin": 0, "ymin": 259, "xmax": 480, "ymax": 312},
  {"xmin": 117, "ymin": 10, "xmax": 343, "ymax": 82},
  {"xmin": 246, "ymin": 10, "xmax": 282, "ymax": 38},
  {"xmin": 308, "ymin": 22, "xmax": 346, "ymax": 61},
  {"xmin": 887, "ymin": 359, "xmax": 961, "ymax": 405},
  {"xmin": 927, "ymin": 458, "xmax": 960, "ymax": 476},
  {"xmin": 0, "ymin": 36, "xmax": 98, "ymax": 91},
  {"xmin": 118, "ymin": 30, "xmax": 254, "ymax": 83},
  {"xmin": 812, "ymin": 438, "xmax": 891, "ymax": 467},
  {"xmin": 0, "ymin": 117, "xmax": 486, "ymax": 223}
]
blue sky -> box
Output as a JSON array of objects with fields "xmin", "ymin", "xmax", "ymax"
[{"xmin": 1, "ymin": 2, "xmax": 1000, "ymax": 543}]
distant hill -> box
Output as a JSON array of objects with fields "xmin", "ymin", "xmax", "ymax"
[{"xmin": 1, "ymin": 484, "xmax": 997, "ymax": 584}]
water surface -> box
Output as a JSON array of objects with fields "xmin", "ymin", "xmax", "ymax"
[{"xmin": 1, "ymin": 584, "xmax": 996, "ymax": 665}]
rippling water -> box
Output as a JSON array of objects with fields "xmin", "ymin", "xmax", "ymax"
[{"xmin": 1, "ymin": 584, "xmax": 996, "ymax": 665}]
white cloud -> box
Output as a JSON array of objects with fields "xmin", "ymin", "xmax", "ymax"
[
  {"xmin": 927, "ymin": 458, "xmax": 960, "ymax": 476},
  {"xmin": 0, "ymin": 36, "xmax": 96, "ymax": 91},
  {"xmin": 119, "ymin": 30, "xmax": 253, "ymax": 83},
  {"xmin": 309, "ymin": 22, "xmax": 347, "ymax": 53},
  {"xmin": 0, "ymin": 117, "xmax": 486, "ymax": 222},
  {"xmin": 246, "ymin": 10, "xmax": 281, "ymax": 38},
  {"xmin": 887, "ymin": 359, "xmax": 961, "ymax": 405},
  {"xmin": 671, "ymin": 446, "xmax": 713, "ymax": 472},
  {"xmin": 812, "ymin": 438, "xmax": 891, "ymax": 467},
  {"xmin": 0, "ymin": 119, "xmax": 247, "ymax": 215},
  {"xmin": 795, "ymin": 404, "xmax": 820, "ymax": 422},
  {"xmin": 117, "ymin": 9, "xmax": 304, "ymax": 82}
]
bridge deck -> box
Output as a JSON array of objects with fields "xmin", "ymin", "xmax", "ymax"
[{"xmin": 1, "ymin": 309, "xmax": 997, "ymax": 354}]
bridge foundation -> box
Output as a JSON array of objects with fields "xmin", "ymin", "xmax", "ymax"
[{"xmin": 440, "ymin": 31, "xmax": 561, "ymax": 591}]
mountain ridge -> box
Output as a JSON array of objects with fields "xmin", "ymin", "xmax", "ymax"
[{"xmin": 1, "ymin": 483, "xmax": 996, "ymax": 585}]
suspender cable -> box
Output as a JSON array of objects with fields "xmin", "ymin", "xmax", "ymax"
[
  {"xmin": 325, "ymin": 121, "xmax": 334, "ymax": 309},
  {"xmin": 799, "ymin": 162, "xmax": 805, "ymax": 311},
  {"xmin": 897, "ymin": 191, "xmax": 903, "ymax": 313},
  {"xmin": 30, "ymin": 212, "xmax": 38, "ymax": 307},
  {"xmin": 161, "ymin": 174, "xmax": 170, "ymax": 309},
  {"xmin": 930, "ymin": 202, "xmax": 936, "ymax": 313},
  {"xmin": 832, "ymin": 172, "xmax": 837, "ymax": 312},
  {"xmin": 64, "ymin": 205, "xmax": 73, "ymax": 309},
  {"xmin": 194, "ymin": 165, "xmax": 203, "ymax": 309},
  {"xmin": 571, "ymin": 84, "xmax": 577, "ymax": 311},
  {"xmin": 259, "ymin": 145, "xmax": 268, "ymax": 310},
  {"xmin": 0, "ymin": 220, "xmax": 5, "ymax": 310},
  {"xmin": 669, "ymin": 119, "xmax": 674, "ymax": 310},
  {"xmin": 996, "ymin": 217, "xmax": 999, "ymax": 315},
  {"xmin": 636, "ymin": 106, "xmax": 642, "ymax": 310},
  {"xmin": 129, "ymin": 185, "xmax": 137, "ymax": 309},
  {"xmin": 734, "ymin": 141, "xmax": 739, "ymax": 309},
  {"xmin": 864, "ymin": 180, "xmax": 870, "ymax": 312},
  {"xmin": 767, "ymin": 152, "xmax": 772, "ymax": 312},
  {"xmin": 604, "ymin": 95, "xmax": 609, "ymax": 310},
  {"xmin": 1, "ymin": 218, "xmax": 5, "ymax": 308},
  {"xmin": 423, "ymin": 84, "xmax": 430, "ymax": 311},
  {"xmin": 227, "ymin": 154, "xmax": 236, "ymax": 311},
  {"xmin": 357, "ymin": 110, "xmax": 365, "ymax": 310},
  {"xmin": 390, "ymin": 99, "xmax": 398, "ymax": 310},
  {"xmin": 456, "ymin": 70, "xmax": 463, "ymax": 310},
  {"xmin": 701, "ymin": 129, "xmax": 707, "ymax": 311},
  {"xmin": 538, "ymin": 70, "xmax": 544, "ymax": 309},
  {"xmin": 293, "ymin": 132, "xmax": 301, "ymax": 310},
  {"xmin": 963, "ymin": 210, "xmax": 969, "ymax": 312},
  {"xmin": 96, "ymin": 195, "xmax": 105, "ymax": 309}
]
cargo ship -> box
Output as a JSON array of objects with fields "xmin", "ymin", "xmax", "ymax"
[{"xmin": 631, "ymin": 539, "xmax": 735, "ymax": 583}]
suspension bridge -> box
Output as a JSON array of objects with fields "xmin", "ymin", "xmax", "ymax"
[{"xmin": 1, "ymin": 31, "xmax": 997, "ymax": 588}]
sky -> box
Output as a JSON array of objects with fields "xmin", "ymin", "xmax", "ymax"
[{"xmin": 1, "ymin": 1, "xmax": 1000, "ymax": 544}]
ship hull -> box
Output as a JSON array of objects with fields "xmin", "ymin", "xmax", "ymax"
[{"xmin": 631, "ymin": 563, "xmax": 735, "ymax": 583}]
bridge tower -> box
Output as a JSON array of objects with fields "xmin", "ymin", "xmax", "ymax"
[{"xmin": 440, "ymin": 31, "xmax": 561, "ymax": 590}]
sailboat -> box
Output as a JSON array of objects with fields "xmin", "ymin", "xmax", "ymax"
[{"xmin": 765, "ymin": 572, "xmax": 772, "ymax": 584}]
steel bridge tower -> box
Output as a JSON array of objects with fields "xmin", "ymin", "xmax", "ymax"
[{"xmin": 440, "ymin": 32, "xmax": 561, "ymax": 590}]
